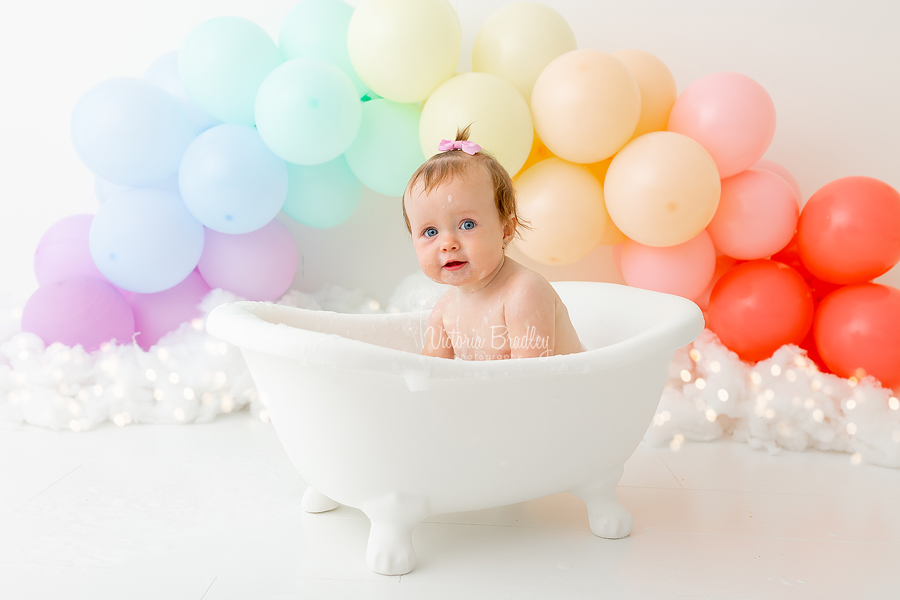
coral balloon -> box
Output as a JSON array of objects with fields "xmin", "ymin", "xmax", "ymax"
[
  {"xmin": 707, "ymin": 168, "xmax": 798, "ymax": 260},
  {"xmin": 694, "ymin": 254, "xmax": 740, "ymax": 311},
  {"xmin": 531, "ymin": 49, "xmax": 640, "ymax": 164},
  {"xmin": 419, "ymin": 72, "xmax": 533, "ymax": 176},
  {"xmin": 753, "ymin": 158, "xmax": 802, "ymax": 205},
  {"xmin": 620, "ymin": 230, "xmax": 715, "ymax": 301},
  {"xmin": 611, "ymin": 49, "xmax": 677, "ymax": 139},
  {"xmin": 604, "ymin": 131, "xmax": 720, "ymax": 247},
  {"xmin": 347, "ymin": 0, "xmax": 460, "ymax": 103},
  {"xmin": 707, "ymin": 260, "xmax": 814, "ymax": 362},
  {"xmin": 667, "ymin": 72, "xmax": 776, "ymax": 178},
  {"xmin": 472, "ymin": 1, "xmax": 576, "ymax": 104},
  {"xmin": 34, "ymin": 214, "xmax": 105, "ymax": 286},
  {"xmin": 798, "ymin": 176, "xmax": 900, "ymax": 284},
  {"xmin": 815, "ymin": 283, "xmax": 900, "ymax": 387},
  {"xmin": 513, "ymin": 158, "xmax": 607, "ymax": 265},
  {"xmin": 128, "ymin": 269, "xmax": 211, "ymax": 350},
  {"xmin": 771, "ymin": 234, "xmax": 841, "ymax": 301}
]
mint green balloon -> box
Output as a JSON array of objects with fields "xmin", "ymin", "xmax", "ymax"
[
  {"xmin": 344, "ymin": 99, "xmax": 426, "ymax": 197},
  {"xmin": 279, "ymin": 0, "xmax": 370, "ymax": 98},
  {"xmin": 282, "ymin": 155, "xmax": 363, "ymax": 228},
  {"xmin": 256, "ymin": 58, "xmax": 362, "ymax": 165},
  {"xmin": 178, "ymin": 16, "xmax": 282, "ymax": 126}
]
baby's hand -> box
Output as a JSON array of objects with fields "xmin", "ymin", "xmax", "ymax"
[
  {"xmin": 503, "ymin": 273, "xmax": 556, "ymax": 359},
  {"xmin": 422, "ymin": 294, "xmax": 455, "ymax": 359}
]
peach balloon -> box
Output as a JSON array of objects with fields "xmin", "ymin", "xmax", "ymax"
[
  {"xmin": 514, "ymin": 158, "xmax": 607, "ymax": 265},
  {"xmin": 531, "ymin": 49, "xmax": 641, "ymax": 164},
  {"xmin": 753, "ymin": 158, "xmax": 802, "ymax": 205},
  {"xmin": 707, "ymin": 168, "xmax": 799, "ymax": 260},
  {"xmin": 620, "ymin": 230, "xmax": 716, "ymax": 301},
  {"xmin": 604, "ymin": 131, "xmax": 721, "ymax": 247},
  {"xmin": 612, "ymin": 49, "xmax": 677, "ymax": 139},
  {"xmin": 667, "ymin": 72, "xmax": 776, "ymax": 178}
]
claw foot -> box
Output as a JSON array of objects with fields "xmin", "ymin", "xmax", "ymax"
[
  {"xmin": 301, "ymin": 487, "xmax": 340, "ymax": 513},
  {"xmin": 572, "ymin": 465, "xmax": 634, "ymax": 539}
]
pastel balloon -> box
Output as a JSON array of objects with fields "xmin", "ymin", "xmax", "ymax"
[
  {"xmin": 604, "ymin": 131, "xmax": 721, "ymax": 247},
  {"xmin": 471, "ymin": 1, "xmax": 576, "ymax": 104},
  {"xmin": 770, "ymin": 234, "xmax": 841, "ymax": 302},
  {"xmin": 531, "ymin": 49, "xmax": 640, "ymax": 164},
  {"xmin": 279, "ymin": 0, "xmax": 370, "ymax": 97},
  {"xmin": 255, "ymin": 58, "xmax": 361, "ymax": 165},
  {"xmin": 707, "ymin": 260, "xmax": 813, "ymax": 362},
  {"xmin": 282, "ymin": 156, "xmax": 363, "ymax": 228},
  {"xmin": 814, "ymin": 283, "xmax": 900, "ymax": 387},
  {"xmin": 178, "ymin": 16, "xmax": 282, "ymax": 125},
  {"xmin": 347, "ymin": 0, "xmax": 460, "ymax": 103},
  {"xmin": 419, "ymin": 72, "xmax": 533, "ymax": 176},
  {"xmin": 144, "ymin": 50, "xmax": 220, "ymax": 135},
  {"xmin": 22, "ymin": 277, "xmax": 135, "ymax": 352},
  {"xmin": 611, "ymin": 49, "xmax": 677, "ymax": 139},
  {"xmin": 667, "ymin": 72, "xmax": 776, "ymax": 178},
  {"xmin": 344, "ymin": 99, "xmax": 425, "ymax": 196},
  {"xmin": 707, "ymin": 168, "xmax": 798, "ymax": 260},
  {"xmin": 513, "ymin": 158, "xmax": 607, "ymax": 265},
  {"xmin": 94, "ymin": 173, "xmax": 180, "ymax": 205},
  {"xmin": 695, "ymin": 254, "xmax": 740, "ymax": 311},
  {"xmin": 179, "ymin": 124, "xmax": 288, "ymax": 233},
  {"xmin": 198, "ymin": 220, "xmax": 298, "ymax": 301},
  {"xmin": 753, "ymin": 158, "xmax": 802, "ymax": 205},
  {"xmin": 34, "ymin": 214, "xmax": 105, "ymax": 286},
  {"xmin": 620, "ymin": 230, "xmax": 715, "ymax": 301},
  {"xmin": 71, "ymin": 77, "xmax": 195, "ymax": 186},
  {"xmin": 90, "ymin": 188, "xmax": 205, "ymax": 294},
  {"xmin": 798, "ymin": 176, "xmax": 900, "ymax": 284},
  {"xmin": 128, "ymin": 269, "xmax": 211, "ymax": 350},
  {"xmin": 515, "ymin": 131, "xmax": 555, "ymax": 180}
]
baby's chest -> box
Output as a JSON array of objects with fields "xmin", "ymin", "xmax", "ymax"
[{"xmin": 442, "ymin": 313, "xmax": 510, "ymax": 359}]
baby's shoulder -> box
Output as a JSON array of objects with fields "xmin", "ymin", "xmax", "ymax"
[{"xmin": 502, "ymin": 268, "xmax": 558, "ymax": 308}]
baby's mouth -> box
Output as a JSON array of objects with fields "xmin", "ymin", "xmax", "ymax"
[{"xmin": 443, "ymin": 260, "xmax": 467, "ymax": 271}]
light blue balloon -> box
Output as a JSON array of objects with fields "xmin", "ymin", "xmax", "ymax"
[
  {"xmin": 178, "ymin": 16, "xmax": 282, "ymax": 126},
  {"xmin": 144, "ymin": 50, "xmax": 221, "ymax": 135},
  {"xmin": 282, "ymin": 155, "xmax": 362, "ymax": 228},
  {"xmin": 94, "ymin": 173, "xmax": 180, "ymax": 205},
  {"xmin": 344, "ymin": 99, "xmax": 425, "ymax": 197},
  {"xmin": 71, "ymin": 77, "xmax": 196, "ymax": 186},
  {"xmin": 179, "ymin": 124, "xmax": 289, "ymax": 234},
  {"xmin": 279, "ymin": 0, "xmax": 370, "ymax": 98},
  {"xmin": 255, "ymin": 58, "xmax": 361, "ymax": 165},
  {"xmin": 89, "ymin": 188, "xmax": 205, "ymax": 293}
]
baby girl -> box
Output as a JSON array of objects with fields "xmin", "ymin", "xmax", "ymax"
[{"xmin": 402, "ymin": 127, "xmax": 584, "ymax": 360}]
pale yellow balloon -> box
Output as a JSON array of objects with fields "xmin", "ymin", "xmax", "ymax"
[
  {"xmin": 531, "ymin": 49, "xmax": 641, "ymax": 164},
  {"xmin": 513, "ymin": 158, "xmax": 608, "ymax": 265},
  {"xmin": 612, "ymin": 49, "xmax": 677, "ymax": 139},
  {"xmin": 347, "ymin": 0, "xmax": 461, "ymax": 103},
  {"xmin": 471, "ymin": 1, "xmax": 577, "ymax": 105},
  {"xmin": 419, "ymin": 72, "xmax": 533, "ymax": 176},
  {"xmin": 604, "ymin": 131, "xmax": 721, "ymax": 247}
]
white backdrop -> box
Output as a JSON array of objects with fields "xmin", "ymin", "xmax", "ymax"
[{"xmin": 1, "ymin": 0, "xmax": 898, "ymax": 308}]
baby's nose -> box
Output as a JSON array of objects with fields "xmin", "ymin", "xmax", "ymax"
[{"xmin": 439, "ymin": 234, "xmax": 459, "ymax": 251}]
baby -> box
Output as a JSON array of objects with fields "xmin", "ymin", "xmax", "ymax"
[{"xmin": 402, "ymin": 127, "xmax": 584, "ymax": 360}]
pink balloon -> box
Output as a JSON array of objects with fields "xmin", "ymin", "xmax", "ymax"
[
  {"xmin": 620, "ymin": 230, "xmax": 716, "ymax": 301},
  {"xmin": 22, "ymin": 276, "xmax": 135, "ymax": 352},
  {"xmin": 34, "ymin": 214, "xmax": 105, "ymax": 285},
  {"xmin": 128, "ymin": 269, "xmax": 211, "ymax": 350},
  {"xmin": 694, "ymin": 254, "xmax": 740, "ymax": 311},
  {"xmin": 753, "ymin": 158, "xmax": 802, "ymax": 205},
  {"xmin": 198, "ymin": 220, "xmax": 298, "ymax": 301},
  {"xmin": 707, "ymin": 168, "xmax": 799, "ymax": 260},
  {"xmin": 667, "ymin": 72, "xmax": 776, "ymax": 178}
]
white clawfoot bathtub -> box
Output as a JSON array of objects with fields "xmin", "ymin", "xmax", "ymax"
[{"xmin": 206, "ymin": 281, "xmax": 704, "ymax": 575}]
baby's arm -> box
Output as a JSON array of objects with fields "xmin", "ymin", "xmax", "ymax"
[
  {"xmin": 422, "ymin": 295, "xmax": 455, "ymax": 359},
  {"xmin": 503, "ymin": 274, "xmax": 556, "ymax": 359}
]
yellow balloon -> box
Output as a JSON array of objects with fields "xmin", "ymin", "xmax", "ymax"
[
  {"xmin": 419, "ymin": 72, "xmax": 533, "ymax": 176},
  {"xmin": 514, "ymin": 158, "xmax": 608, "ymax": 265},
  {"xmin": 472, "ymin": 1, "xmax": 577, "ymax": 105},
  {"xmin": 604, "ymin": 131, "xmax": 721, "ymax": 247},
  {"xmin": 612, "ymin": 49, "xmax": 677, "ymax": 139},
  {"xmin": 347, "ymin": 0, "xmax": 460, "ymax": 103},
  {"xmin": 531, "ymin": 49, "xmax": 640, "ymax": 164}
]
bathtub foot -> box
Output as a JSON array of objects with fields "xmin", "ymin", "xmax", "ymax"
[
  {"xmin": 362, "ymin": 493, "xmax": 430, "ymax": 576},
  {"xmin": 301, "ymin": 487, "xmax": 340, "ymax": 513},
  {"xmin": 571, "ymin": 465, "xmax": 633, "ymax": 539}
]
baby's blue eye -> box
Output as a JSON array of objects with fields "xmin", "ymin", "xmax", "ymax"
[
  {"xmin": 460, "ymin": 220, "xmax": 475, "ymax": 230},
  {"xmin": 423, "ymin": 227, "xmax": 438, "ymax": 238}
]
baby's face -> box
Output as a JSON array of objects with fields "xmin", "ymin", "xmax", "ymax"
[{"xmin": 405, "ymin": 168, "xmax": 512, "ymax": 289}]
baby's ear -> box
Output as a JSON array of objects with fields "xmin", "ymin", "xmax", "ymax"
[{"xmin": 503, "ymin": 216, "xmax": 517, "ymax": 240}]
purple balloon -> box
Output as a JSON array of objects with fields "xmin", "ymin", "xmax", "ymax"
[
  {"xmin": 34, "ymin": 214, "xmax": 105, "ymax": 285},
  {"xmin": 128, "ymin": 269, "xmax": 211, "ymax": 350},
  {"xmin": 198, "ymin": 220, "xmax": 297, "ymax": 301},
  {"xmin": 22, "ymin": 277, "xmax": 135, "ymax": 352}
]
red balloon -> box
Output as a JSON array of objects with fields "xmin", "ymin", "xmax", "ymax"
[
  {"xmin": 707, "ymin": 260, "xmax": 814, "ymax": 362},
  {"xmin": 798, "ymin": 176, "xmax": 900, "ymax": 284},
  {"xmin": 814, "ymin": 283, "xmax": 900, "ymax": 387}
]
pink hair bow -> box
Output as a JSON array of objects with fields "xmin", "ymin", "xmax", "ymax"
[{"xmin": 438, "ymin": 139, "xmax": 482, "ymax": 155}]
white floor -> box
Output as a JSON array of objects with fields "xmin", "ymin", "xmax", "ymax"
[{"xmin": 2, "ymin": 412, "xmax": 899, "ymax": 600}]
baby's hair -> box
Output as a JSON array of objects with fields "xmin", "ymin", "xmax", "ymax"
[{"xmin": 402, "ymin": 124, "xmax": 532, "ymax": 238}]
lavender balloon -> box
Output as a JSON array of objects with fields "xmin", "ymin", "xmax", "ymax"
[
  {"xmin": 128, "ymin": 269, "xmax": 211, "ymax": 350},
  {"xmin": 198, "ymin": 220, "xmax": 297, "ymax": 301},
  {"xmin": 22, "ymin": 277, "xmax": 135, "ymax": 352},
  {"xmin": 34, "ymin": 214, "xmax": 106, "ymax": 285}
]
